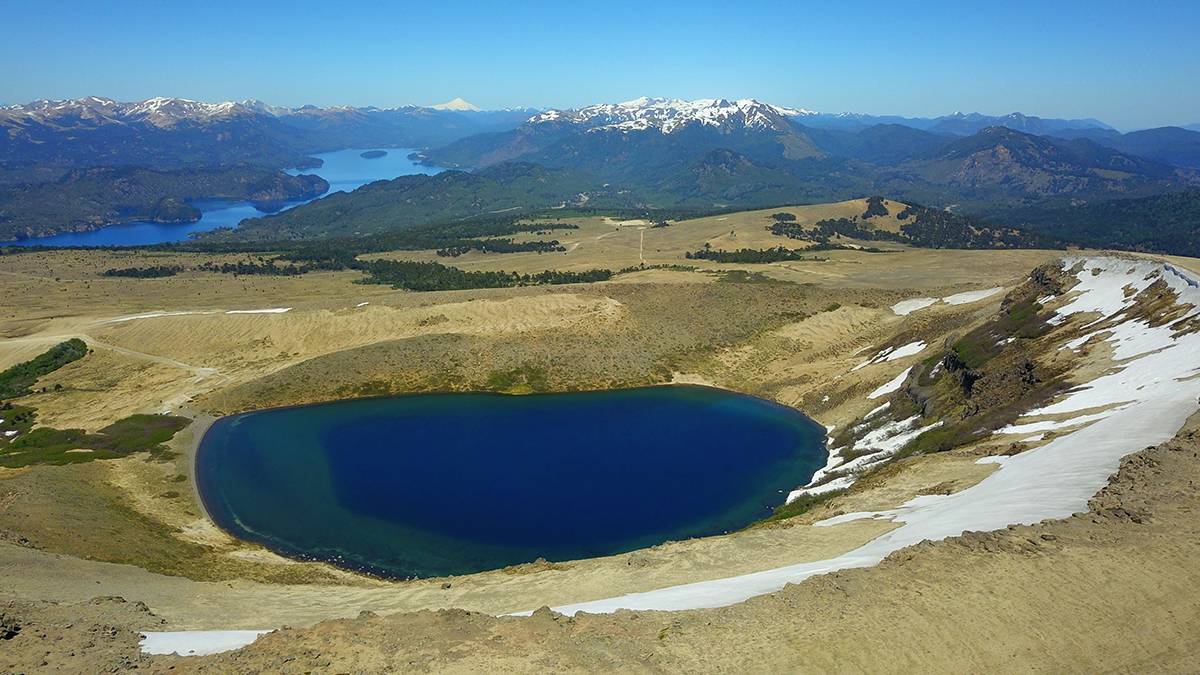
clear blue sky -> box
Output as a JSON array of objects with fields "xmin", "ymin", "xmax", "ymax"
[{"xmin": 2, "ymin": 0, "xmax": 1197, "ymax": 129}]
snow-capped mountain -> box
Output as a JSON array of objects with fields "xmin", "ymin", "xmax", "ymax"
[
  {"xmin": 0, "ymin": 96, "xmax": 527, "ymax": 129},
  {"xmin": 421, "ymin": 96, "xmax": 829, "ymax": 174},
  {"xmin": 2, "ymin": 96, "xmax": 257, "ymax": 129},
  {"xmin": 2, "ymin": 96, "xmax": 125, "ymax": 127},
  {"xmin": 124, "ymin": 97, "xmax": 250, "ymax": 127},
  {"xmin": 3, "ymin": 95, "xmax": 122, "ymax": 116},
  {"xmin": 529, "ymin": 97, "xmax": 816, "ymax": 134},
  {"xmin": 0, "ymin": 96, "xmax": 540, "ymax": 169},
  {"xmin": 431, "ymin": 97, "xmax": 481, "ymax": 112}
]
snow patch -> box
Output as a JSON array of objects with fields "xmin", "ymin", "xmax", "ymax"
[
  {"xmin": 865, "ymin": 402, "xmax": 890, "ymax": 418},
  {"xmin": 225, "ymin": 307, "xmax": 291, "ymax": 315},
  {"xmin": 530, "ymin": 256, "xmax": 1200, "ymax": 616},
  {"xmin": 891, "ymin": 298, "xmax": 936, "ymax": 316},
  {"xmin": 996, "ymin": 409, "xmax": 1117, "ymax": 435},
  {"xmin": 139, "ymin": 630, "xmax": 271, "ymax": 656},
  {"xmin": 528, "ymin": 97, "xmax": 812, "ymax": 135},
  {"xmin": 892, "ymin": 287, "xmax": 1005, "ymax": 316},
  {"xmin": 943, "ymin": 287, "xmax": 1003, "ymax": 305},
  {"xmin": 867, "ymin": 367, "xmax": 912, "ymax": 400},
  {"xmin": 786, "ymin": 475, "xmax": 855, "ymax": 500},
  {"xmin": 107, "ymin": 310, "xmax": 214, "ymax": 323},
  {"xmin": 852, "ymin": 341, "xmax": 927, "ymax": 371}
]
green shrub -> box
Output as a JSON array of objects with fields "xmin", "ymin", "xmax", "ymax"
[{"xmin": 0, "ymin": 339, "xmax": 87, "ymax": 399}]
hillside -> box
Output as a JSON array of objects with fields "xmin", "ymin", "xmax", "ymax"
[
  {"xmin": 419, "ymin": 100, "xmax": 1193, "ymax": 220},
  {"xmin": 217, "ymin": 163, "xmax": 613, "ymax": 240},
  {"xmin": 224, "ymin": 117, "xmax": 1193, "ymax": 250},
  {"xmin": 3, "ymin": 95, "xmax": 1198, "ymax": 256},
  {"xmin": 805, "ymin": 123, "xmax": 950, "ymax": 164},
  {"xmin": 926, "ymin": 111, "xmax": 1113, "ymax": 136},
  {"xmin": 761, "ymin": 197, "xmax": 1055, "ymax": 250},
  {"xmin": 0, "ymin": 167, "xmax": 328, "ymax": 240},
  {"xmin": 912, "ymin": 126, "xmax": 1188, "ymax": 201},
  {"xmin": 1012, "ymin": 190, "xmax": 1200, "ymax": 256},
  {"xmin": 648, "ymin": 149, "xmax": 863, "ymax": 206},
  {"xmin": 1104, "ymin": 127, "xmax": 1200, "ymax": 169},
  {"xmin": 5, "ymin": 96, "xmax": 1197, "ymax": 250},
  {"xmin": 2, "ymin": 236, "xmax": 1197, "ymax": 672},
  {"xmin": 1050, "ymin": 125, "xmax": 1200, "ymax": 169},
  {"xmin": 7, "ymin": 1, "xmax": 1200, "ymax": 669}
]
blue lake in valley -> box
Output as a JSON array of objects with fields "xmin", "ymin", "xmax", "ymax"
[
  {"xmin": 195, "ymin": 386, "xmax": 827, "ymax": 579},
  {"xmin": 287, "ymin": 147, "xmax": 439, "ymax": 193},
  {"xmin": 11, "ymin": 148, "xmax": 439, "ymax": 247}
]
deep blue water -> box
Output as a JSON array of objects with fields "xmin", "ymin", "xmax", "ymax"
[
  {"xmin": 11, "ymin": 148, "xmax": 439, "ymax": 247},
  {"xmin": 195, "ymin": 386, "xmax": 826, "ymax": 579}
]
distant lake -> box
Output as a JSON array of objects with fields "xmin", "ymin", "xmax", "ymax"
[
  {"xmin": 286, "ymin": 147, "xmax": 438, "ymax": 194},
  {"xmin": 195, "ymin": 386, "xmax": 826, "ymax": 579},
  {"xmin": 12, "ymin": 148, "xmax": 439, "ymax": 247}
]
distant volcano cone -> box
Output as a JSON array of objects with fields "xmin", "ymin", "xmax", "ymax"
[{"xmin": 431, "ymin": 97, "xmax": 480, "ymax": 111}]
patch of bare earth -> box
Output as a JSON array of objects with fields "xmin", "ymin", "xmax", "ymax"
[{"xmin": 2, "ymin": 427, "xmax": 1193, "ymax": 673}]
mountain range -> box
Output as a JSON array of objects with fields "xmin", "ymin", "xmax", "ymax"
[
  {"xmin": 0, "ymin": 96, "xmax": 536, "ymax": 173},
  {"xmin": 416, "ymin": 97, "xmax": 1196, "ymax": 208},
  {"xmin": 798, "ymin": 109, "xmax": 1114, "ymax": 136},
  {"xmin": 3, "ymin": 95, "xmax": 1200, "ymax": 249},
  {"xmin": 4, "ymin": 95, "xmax": 1197, "ymax": 176}
]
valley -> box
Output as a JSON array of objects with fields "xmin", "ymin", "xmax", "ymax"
[
  {"xmin": 0, "ymin": 167, "xmax": 328, "ymax": 242},
  {"xmin": 1, "ymin": 24, "xmax": 1198, "ymax": 665},
  {"xmin": 3, "ymin": 148, "xmax": 440, "ymax": 246},
  {"xmin": 5, "ymin": 96, "xmax": 1200, "ymax": 257}
]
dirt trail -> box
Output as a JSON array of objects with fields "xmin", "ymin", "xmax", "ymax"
[{"xmin": 3, "ymin": 333, "xmax": 217, "ymax": 378}]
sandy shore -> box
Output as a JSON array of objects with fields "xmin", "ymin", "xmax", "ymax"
[{"xmin": 178, "ymin": 409, "xmax": 217, "ymax": 515}]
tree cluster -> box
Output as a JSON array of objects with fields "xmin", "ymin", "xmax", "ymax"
[
  {"xmin": 686, "ymin": 246, "xmax": 822, "ymax": 263},
  {"xmin": 356, "ymin": 258, "xmax": 612, "ymax": 292},
  {"xmin": 102, "ymin": 265, "xmax": 183, "ymax": 278},
  {"xmin": 0, "ymin": 339, "xmax": 87, "ymax": 399}
]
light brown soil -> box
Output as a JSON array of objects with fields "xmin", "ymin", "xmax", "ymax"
[
  {"xmin": 3, "ymin": 223, "xmax": 1181, "ymax": 672},
  {"xmin": 3, "ymin": 427, "xmax": 1196, "ymax": 673}
]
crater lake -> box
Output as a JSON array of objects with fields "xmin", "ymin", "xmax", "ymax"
[{"xmin": 195, "ymin": 385, "xmax": 827, "ymax": 579}]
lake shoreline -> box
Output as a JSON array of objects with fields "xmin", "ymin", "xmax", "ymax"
[
  {"xmin": 184, "ymin": 383, "xmax": 831, "ymax": 571},
  {"xmin": 193, "ymin": 385, "xmax": 828, "ymax": 580},
  {"xmin": 9, "ymin": 148, "xmax": 441, "ymax": 248}
]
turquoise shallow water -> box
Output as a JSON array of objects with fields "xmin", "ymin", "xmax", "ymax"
[{"xmin": 195, "ymin": 386, "xmax": 827, "ymax": 579}]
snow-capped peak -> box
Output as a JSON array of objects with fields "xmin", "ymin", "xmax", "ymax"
[
  {"xmin": 431, "ymin": 97, "xmax": 481, "ymax": 111},
  {"xmin": 239, "ymin": 99, "xmax": 293, "ymax": 116},
  {"xmin": 124, "ymin": 97, "xmax": 248, "ymax": 126},
  {"xmin": 528, "ymin": 97, "xmax": 817, "ymax": 134},
  {"xmin": 7, "ymin": 96, "xmax": 120, "ymax": 115},
  {"xmin": 1, "ymin": 96, "xmax": 255, "ymax": 128}
]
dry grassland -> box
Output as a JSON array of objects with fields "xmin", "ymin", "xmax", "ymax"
[{"xmin": 0, "ymin": 205, "xmax": 1081, "ymax": 639}]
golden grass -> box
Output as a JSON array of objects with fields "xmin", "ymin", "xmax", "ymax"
[{"xmin": 0, "ymin": 201, "xmax": 1104, "ymax": 609}]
